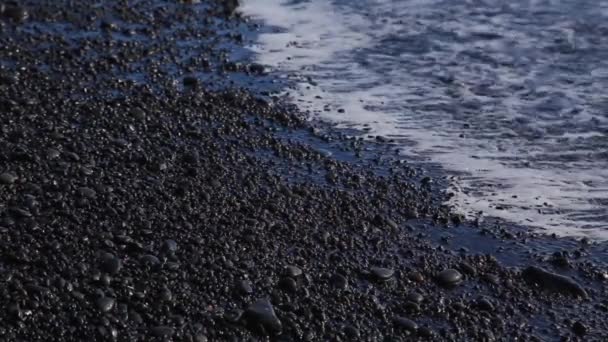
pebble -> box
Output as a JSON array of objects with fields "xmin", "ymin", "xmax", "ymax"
[
  {"xmin": 406, "ymin": 292, "xmax": 424, "ymax": 303},
  {"xmin": 237, "ymin": 279, "xmax": 253, "ymax": 295},
  {"xmin": 2, "ymin": 4, "xmax": 28, "ymax": 22},
  {"xmin": 183, "ymin": 76, "xmax": 199, "ymax": 87},
  {"xmin": 436, "ymin": 269, "xmax": 463, "ymax": 287},
  {"xmin": 284, "ymin": 265, "xmax": 303, "ymax": 278},
  {"xmin": 150, "ymin": 326, "xmax": 174, "ymax": 337},
  {"xmin": 370, "ymin": 267, "xmax": 394, "ymax": 281},
  {"xmin": 0, "ymin": 172, "xmax": 17, "ymax": 184},
  {"xmin": 161, "ymin": 239, "xmax": 178, "ymax": 253},
  {"xmin": 343, "ymin": 325, "xmax": 360, "ymax": 339},
  {"xmin": 100, "ymin": 253, "xmax": 122, "ymax": 275},
  {"xmin": 78, "ymin": 187, "xmax": 97, "ymax": 199},
  {"xmin": 140, "ymin": 254, "xmax": 160, "ymax": 266},
  {"xmin": 476, "ymin": 297, "xmax": 494, "ymax": 311},
  {"xmin": 408, "ymin": 271, "xmax": 424, "ymax": 283},
  {"xmin": 572, "ymin": 321, "xmax": 587, "ymax": 336},
  {"xmin": 278, "ymin": 277, "xmax": 297, "ymax": 293},
  {"xmin": 245, "ymin": 299, "xmax": 282, "ymax": 333},
  {"xmin": 330, "ymin": 273, "xmax": 348, "ymax": 289},
  {"xmin": 522, "ymin": 266, "xmax": 587, "ymax": 298},
  {"xmin": 95, "ymin": 297, "xmax": 115, "ymax": 313},
  {"xmin": 394, "ymin": 316, "xmax": 418, "ymax": 332}
]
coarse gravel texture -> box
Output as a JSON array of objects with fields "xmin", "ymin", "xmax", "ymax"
[{"xmin": 1, "ymin": 1, "xmax": 608, "ymax": 341}]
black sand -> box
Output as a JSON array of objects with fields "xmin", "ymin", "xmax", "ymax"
[{"xmin": 1, "ymin": 1, "xmax": 607, "ymax": 341}]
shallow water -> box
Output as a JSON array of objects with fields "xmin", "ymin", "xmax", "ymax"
[{"xmin": 241, "ymin": 0, "xmax": 608, "ymax": 240}]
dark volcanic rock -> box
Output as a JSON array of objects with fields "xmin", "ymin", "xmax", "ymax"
[
  {"xmin": 100, "ymin": 253, "xmax": 122, "ymax": 275},
  {"xmin": 0, "ymin": 0, "xmax": 605, "ymax": 341},
  {"xmin": 150, "ymin": 326, "xmax": 174, "ymax": 337},
  {"xmin": 522, "ymin": 266, "xmax": 587, "ymax": 298},
  {"xmin": 0, "ymin": 172, "xmax": 17, "ymax": 184},
  {"xmin": 283, "ymin": 265, "xmax": 303, "ymax": 278},
  {"xmin": 245, "ymin": 299, "xmax": 282, "ymax": 333},
  {"xmin": 436, "ymin": 269, "xmax": 463, "ymax": 287},
  {"xmin": 394, "ymin": 316, "xmax": 418, "ymax": 332},
  {"xmin": 406, "ymin": 292, "xmax": 424, "ymax": 303},
  {"xmin": 370, "ymin": 267, "xmax": 394, "ymax": 281},
  {"xmin": 236, "ymin": 279, "xmax": 254, "ymax": 295},
  {"xmin": 330, "ymin": 273, "xmax": 348, "ymax": 289},
  {"xmin": 2, "ymin": 4, "xmax": 28, "ymax": 22},
  {"xmin": 95, "ymin": 297, "xmax": 115, "ymax": 313},
  {"xmin": 572, "ymin": 321, "xmax": 587, "ymax": 336}
]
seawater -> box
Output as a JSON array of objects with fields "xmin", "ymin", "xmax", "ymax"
[{"xmin": 241, "ymin": 0, "xmax": 608, "ymax": 240}]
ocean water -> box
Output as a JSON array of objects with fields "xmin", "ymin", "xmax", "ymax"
[{"xmin": 241, "ymin": 0, "xmax": 608, "ymax": 240}]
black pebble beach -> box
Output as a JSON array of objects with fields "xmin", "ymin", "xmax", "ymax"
[{"xmin": 1, "ymin": 1, "xmax": 608, "ymax": 341}]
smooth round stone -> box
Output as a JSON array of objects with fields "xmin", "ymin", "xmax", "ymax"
[
  {"xmin": 370, "ymin": 267, "xmax": 394, "ymax": 281},
  {"xmin": 236, "ymin": 279, "xmax": 253, "ymax": 295},
  {"xmin": 459, "ymin": 262, "xmax": 476, "ymax": 275},
  {"xmin": 0, "ymin": 172, "xmax": 17, "ymax": 184},
  {"xmin": 161, "ymin": 239, "xmax": 178, "ymax": 253},
  {"xmin": 78, "ymin": 187, "xmax": 97, "ymax": 199},
  {"xmin": 100, "ymin": 253, "xmax": 122, "ymax": 275},
  {"xmin": 476, "ymin": 297, "xmax": 494, "ymax": 311},
  {"xmin": 278, "ymin": 277, "xmax": 297, "ymax": 293},
  {"xmin": 245, "ymin": 299, "xmax": 282, "ymax": 333},
  {"xmin": 47, "ymin": 149, "xmax": 61, "ymax": 159},
  {"xmin": 3, "ymin": 5, "xmax": 28, "ymax": 22},
  {"xmin": 404, "ymin": 301, "xmax": 421, "ymax": 313},
  {"xmin": 284, "ymin": 265, "xmax": 302, "ymax": 278},
  {"xmin": 140, "ymin": 254, "xmax": 160, "ymax": 266},
  {"xmin": 183, "ymin": 76, "xmax": 198, "ymax": 87},
  {"xmin": 343, "ymin": 325, "xmax": 360, "ymax": 339},
  {"xmin": 572, "ymin": 321, "xmax": 587, "ymax": 336},
  {"xmin": 150, "ymin": 326, "xmax": 174, "ymax": 337},
  {"xmin": 394, "ymin": 316, "xmax": 418, "ymax": 332},
  {"xmin": 406, "ymin": 292, "xmax": 424, "ymax": 303},
  {"xmin": 408, "ymin": 271, "xmax": 424, "ymax": 283},
  {"xmin": 95, "ymin": 297, "xmax": 115, "ymax": 312},
  {"xmin": 436, "ymin": 269, "xmax": 463, "ymax": 286},
  {"xmin": 483, "ymin": 273, "xmax": 499, "ymax": 285},
  {"xmin": 159, "ymin": 288, "xmax": 173, "ymax": 302},
  {"xmin": 330, "ymin": 273, "xmax": 348, "ymax": 289}
]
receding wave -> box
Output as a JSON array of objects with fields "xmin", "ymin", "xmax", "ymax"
[{"xmin": 242, "ymin": 0, "xmax": 608, "ymax": 240}]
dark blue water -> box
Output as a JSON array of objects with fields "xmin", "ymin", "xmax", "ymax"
[{"xmin": 242, "ymin": 0, "xmax": 608, "ymax": 240}]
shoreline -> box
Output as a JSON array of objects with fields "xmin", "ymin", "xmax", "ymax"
[{"xmin": 0, "ymin": 1, "xmax": 607, "ymax": 340}]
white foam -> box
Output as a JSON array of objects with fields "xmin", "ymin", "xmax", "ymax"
[{"xmin": 241, "ymin": 0, "xmax": 608, "ymax": 240}]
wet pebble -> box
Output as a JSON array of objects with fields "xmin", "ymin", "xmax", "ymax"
[
  {"xmin": 330, "ymin": 273, "xmax": 348, "ymax": 289},
  {"xmin": 394, "ymin": 316, "xmax": 418, "ymax": 332},
  {"xmin": 161, "ymin": 239, "xmax": 178, "ymax": 253},
  {"xmin": 278, "ymin": 277, "xmax": 298, "ymax": 293},
  {"xmin": 0, "ymin": 172, "xmax": 17, "ymax": 184},
  {"xmin": 284, "ymin": 265, "xmax": 302, "ymax": 278},
  {"xmin": 236, "ymin": 279, "xmax": 253, "ymax": 295},
  {"xmin": 245, "ymin": 299, "xmax": 282, "ymax": 333},
  {"xmin": 78, "ymin": 187, "xmax": 97, "ymax": 199},
  {"xmin": 572, "ymin": 321, "xmax": 587, "ymax": 336},
  {"xmin": 476, "ymin": 297, "xmax": 494, "ymax": 311},
  {"xmin": 150, "ymin": 326, "xmax": 174, "ymax": 337},
  {"xmin": 140, "ymin": 254, "xmax": 160, "ymax": 266},
  {"xmin": 183, "ymin": 76, "xmax": 199, "ymax": 87},
  {"xmin": 95, "ymin": 297, "xmax": 115, "ymax": 313},
  {"xmin": 100, "ymin": 253, "xmax": 122, "ymax": 275},
  {"xmin": 343, "ymin": 325, "xmax": 360, "ymax": 339},
  {"xmin": 406, "ymin": 292, "xmax": 424, "ymax": 304},
  {"xmin": 436, "ymin": 269, "xmax": 463, "ymax": 287},
  {"xmin": 522, "ymin": 266, "xmax": 587, "ymax": 298},
  {"xmin": 2, "ymin": 4, "xmax": 28, "ymax": 22},
  {"xmin": 370, "ymin": 267, "xmax": 394, "ymax": 281}
]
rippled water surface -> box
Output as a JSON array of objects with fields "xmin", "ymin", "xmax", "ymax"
[{"xmin": 241, "ymin": 0, "xmax": 608, "ymax": 239}]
